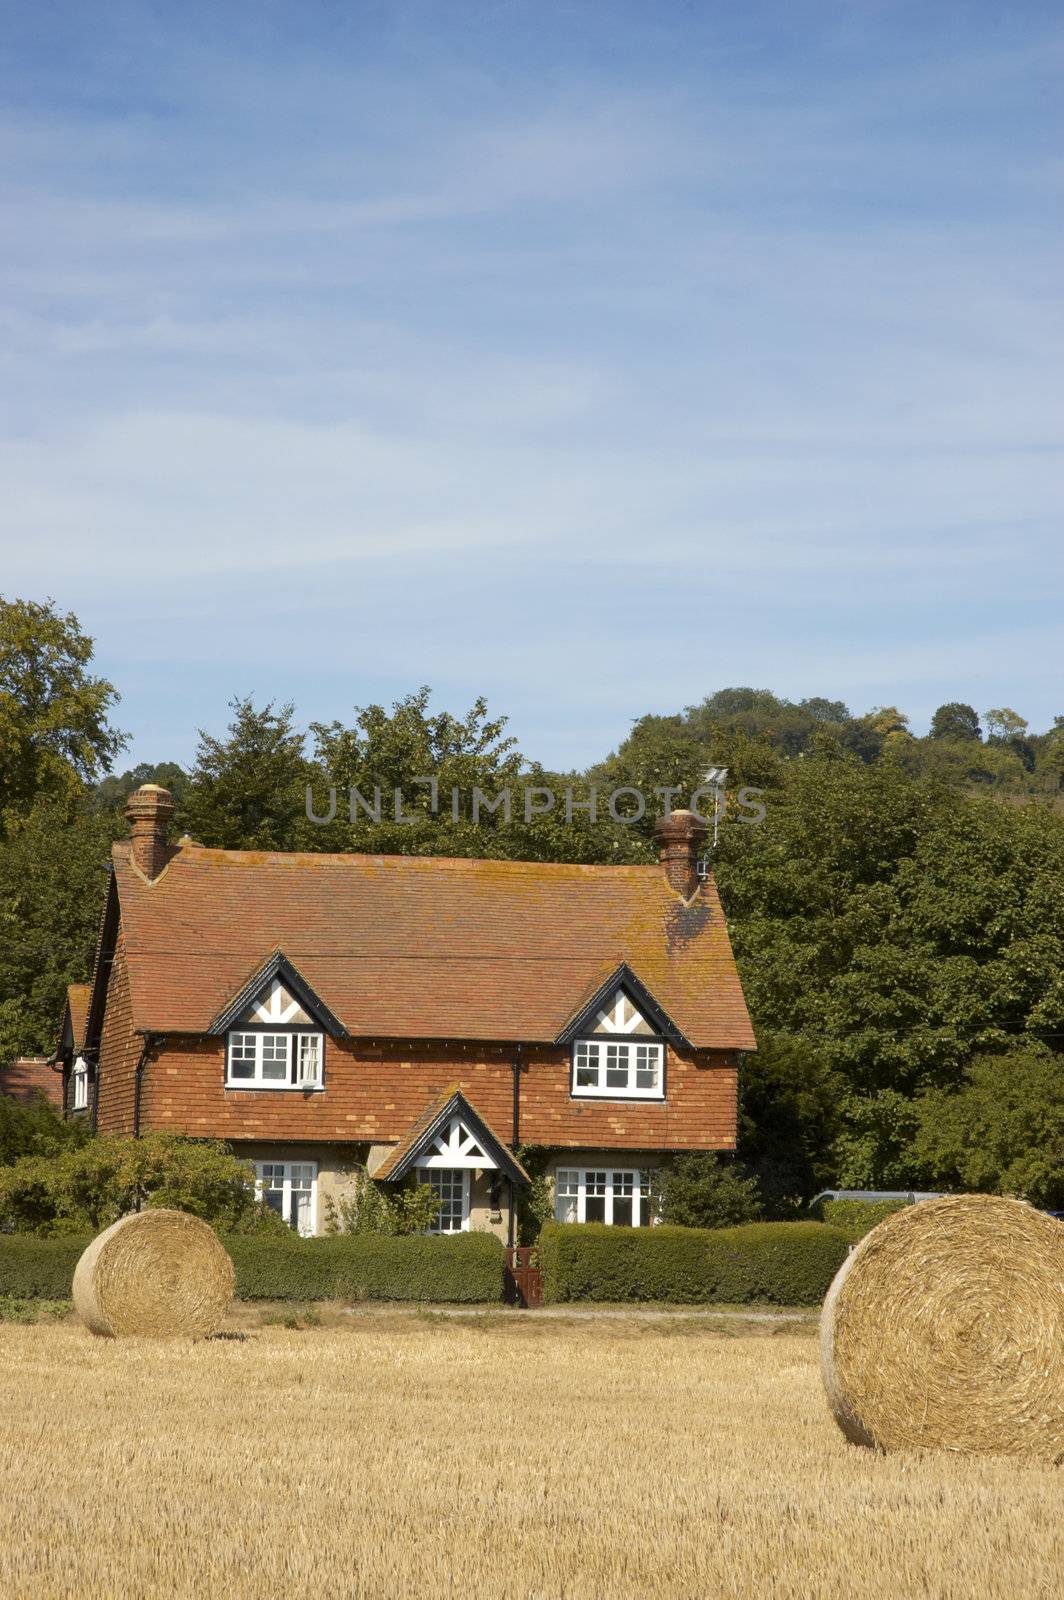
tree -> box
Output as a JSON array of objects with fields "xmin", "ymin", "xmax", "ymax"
[
  {"xmin": 0, "ymin": 793, "xmax": 120, "ymax": 1060},
  {"xmin": 929, "ymin": 702, "xmax": 981, "ymax": 741},
  {"xmin": 0, "ymin": 1132, "xmax": 274, "ymax": 1234},
  {"xmin": 179, "ymin": 698, "xmax": 313, "ymax": 851},
  {"xmin": 984, "ymin": 707, "xmax": 1028, "ymax": 742},
  {"xmin": 0, "ymin": 1092, "xmax": 87, "ymax": 1166},
  {"xmin": 94, "ymin": 760, "xmax": 188, "ymax": 814},
  {"xmin": 737, "ymin": 1033, "xmax": 843, "ymax": 1216},
  {"xmin": 655, "ymin": 1153, "xmax": 763, "ymax": 1228},
  {"xmin": 912, "ymin": 1050, "xmax": 1064, "ymax": 1208},
  {"xmin": 0, "ymin": 596, "xmax": 125, "ymax": 824},
  {"xmin": 309, "ymin": 687, "xmax": 648, "ymax": 865}
]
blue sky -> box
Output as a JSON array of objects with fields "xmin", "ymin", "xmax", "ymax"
[{"xmin": 2, "ymin": 1, "xmax": 1062, "ymax": 772}]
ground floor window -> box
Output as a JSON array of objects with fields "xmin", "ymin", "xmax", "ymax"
[
  {"xmin": 256, "ymin": 1160, "xmax": 317, "ymax": 1236},
  {"xmin": 554, "ymin": 1168, "xmax": 653, "ymax": 1226},
  {"xmin": 416, "ymin": 1166, "xmax": 470, "ymax": 1234}
]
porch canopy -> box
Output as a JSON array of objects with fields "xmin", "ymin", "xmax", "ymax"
[{"xmin": 372, "ymin": 1086, "xmax": 530, "ymax": 1188}]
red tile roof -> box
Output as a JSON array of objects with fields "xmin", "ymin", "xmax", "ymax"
[
  {"xmin": 0, "ymin": 1058, "xmax": 63, "ymax": 1107},
  {"xmin": 65, "ymin": 984, "xmax": 91, "ymax": 1053},
  {"xmin": 111, "ymin": 842, "xmax": 756, "ymax": 1050}
]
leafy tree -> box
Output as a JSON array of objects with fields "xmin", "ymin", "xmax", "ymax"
[
  {"xmin": 912, "ymin": 1049, "xmax": 1064, "ymax": 1207},
  {"xmin": 655, "ymin": 1153, "xmax": 763, "ymax": 1228},
  {"xmin": 179, "ymin": 697, "xmax": 313, "ymax": 850},
  {"xmin": 984, "ymin": 707, "xmax": 1028, "ymax": 742},
  {"xmin": 309, "ymin": 687, "xmax": 648, "ymax": 865},
  {"xmin": 0, "ymin": 1132, "xmax": 275, "ymax": 1234},
  {"xmin": 0, "ymin": 793, "xmax": 120, "ymax": 1061},
  {"xmin": 0, "ymin": 596, "xmax": 125, "ymax": 825},
  {"xmin": 736, "ymin": 1033, "xmax": 843, "ymax": 1216},
  {"xmin": 929, "ymin": 702, "xmax": 982, "ymax": 741},
  {"xmin": 94, "ymin": 760, "xmax": 188, "ymax": 814},
  {"xmin": 0, "ymin": 1092, "xmax": 87, "ymax": 1166}
]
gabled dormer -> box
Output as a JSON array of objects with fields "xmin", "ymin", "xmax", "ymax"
[
  {"xmin": 555, "ymin": 964, "xmax": 688, "ymax": 1102},
  {"xmin": 207, "ymin": 952, "xmax": 347, "ymax": 1092}
]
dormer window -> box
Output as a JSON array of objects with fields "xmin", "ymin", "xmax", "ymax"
[
  {"xmin": 72, "ymin": 1055, "xmax": 90, "ymax": 1111},
  {"xmin": 226, "ymin": 1030, "xmax": 323, "ymax": 1089},
  {"xmin": 568, "ymin": 983, "xmax": 666, "ymax": 1100},
  {"xmin": 572, "ymin": 1039, "xmax": 664, "ymax": 1099}
]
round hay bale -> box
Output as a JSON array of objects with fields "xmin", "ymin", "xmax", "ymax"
[
  {"xmin": 73, "ymin": 1209, "xmax": 234, "ymax": 1339},
  {"xmin": 821, "ymin": 1194, "xmax": 1064, "ymax": 1461}
]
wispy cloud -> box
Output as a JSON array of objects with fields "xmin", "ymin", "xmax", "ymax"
[{"xmin": 1, "ymin": 0, "xmax": 1061, "ymax": 765}]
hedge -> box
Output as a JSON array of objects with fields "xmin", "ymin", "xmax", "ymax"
[
  {"xmin": 812, "ymin": 1198, "xmax": 909, "ymax": 1242},
  {"xmin": 0, "ymin": 1235, "xmax": 88, "ymax": 1299},
  {"xmin": 0, "ymin": 1230, "xmax": 506, "ymax": 1304},
  {"xmin": 539, "ymin": 1220, "xmax": 851, "ymax": 1305},
  {"xmin": 222, "ymin": 1232, "xmax": 505, "ymax": 1303}
]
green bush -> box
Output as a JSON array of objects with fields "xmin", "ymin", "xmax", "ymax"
[
  {"xmin": 655, "ymin": 1153, "xmax": 763, "ymax": 1228},
  {"xmin": 223, "ymin": 1231, "xmax": 505, "ymax": 1303},
  {"xmin": 0, "ymin": 1234, "xmax": 88, "ymax": 1298},
  {"xmin": 812, "ymin": 1198, "xmax": 909, "ymax": 1242},
  {"xmin": 0, "ymin": 1228, "xmax": 506, "ymax": 1303},
  {"xmin": 0, "ymin": 1133, "xmax": 265, "ymax": 1235},
  {"xmin": 539, "ymin": 1220, "xmax": 850, "ymax": 1306}
]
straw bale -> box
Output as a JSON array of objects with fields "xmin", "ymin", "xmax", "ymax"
[
  {"xmin": 821, "ymin": 1194, "xmax": 1064, "ymax": 1461},
  {"xmin": 73, "ymin": 1209, "xmax": 234, "ymax": 1339}
]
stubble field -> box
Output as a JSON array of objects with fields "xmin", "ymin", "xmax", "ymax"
[{"xmin": 0, "ymin": 1311, "xmax": 1059, "ymax": 1599}]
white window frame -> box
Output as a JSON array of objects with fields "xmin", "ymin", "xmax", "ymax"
[
  {"xmin": 72, "ymin": 1055, "xmax": 89, "ymax": 1111},
  {"xmin": 554, "ymin": 1167, "xmax": 655, "ymax": 1227},
  {"xmin": 225, "ymin": 1030, "xmax": 324, "ymax": 1090},
  {"xmin": 255, "ymin": 1160, "xmax": 318, "ymax": 1236},
  {"xmin": 570, "ymin": 1039, "xmax": 665, "ymax": 1100},
  {"xmin": 416, "ymin": 1166, "xmax": 471, "ymax": 1234}
]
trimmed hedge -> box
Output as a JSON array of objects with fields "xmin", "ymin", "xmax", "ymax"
[
  {"xmin": 223, "ymin": 1232, "xmax": 505, "ymax": 1303},
  {"xmin": 813, "ymin": 1198, "xmax": 909, "ymax": 1242},
  {"xmin": 0, "ymin": 1230, "xmax": 506, "ymax": 1304},
  {"xmin": 539, "ymin": 1220, "xmax": 851, "ymax": 1305},
  {"xmin": 0, "ymin": 1235, "xmax": 87, "ymax": 1299}
]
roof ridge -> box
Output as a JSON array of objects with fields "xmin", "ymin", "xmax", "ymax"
[{"xmin": 149, "ymin": 844, "xmax": 661, "ymax": 874}]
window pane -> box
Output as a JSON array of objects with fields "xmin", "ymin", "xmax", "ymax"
[
  {"xmin": 574, "ymin": 1042, "xmax": 599, "ymax": 1089},
  {"xmin": 420, "ymin": 1167, "xmax": 466, "ymax": 1234},
  {"xmin": 229, "ymin": 1034, "xmax": 256, "ymax": 1079},
  {"xmin": 611, "ymin": 1170, "xmax": 635, "ymax": 1226},
  {"xmin": 584, "ymin": 1170, "xmax": 606, "ymax": 1223},
  {"xmin": 554, "ymin": 1170, "xmax": 579, "ymax": 1223},
  {"xmin": 635, "ymin": 1045, "xmax": 660, "ymax": 1090},
  {"xmin": 605, "ymin": 1043, "xmax": 630, "ymax": 1089},
  {"xmin": 260, "ymin": 1034, "xmax": 289, "ymax": 1080},
  {"xmin": 298, "ymin": 1035, "xmax": 321, "ymax": 1084},
  {"xmin": 293, "ymin": 1188, "xmax": 313, "ymax": 1235}
]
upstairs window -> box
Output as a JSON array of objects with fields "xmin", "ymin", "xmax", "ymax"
[
  {"xmin": 571, "ymin": 1039, "xmax": 664, "ymax": 1099},
  {"xmin": 72, "ymin": 1056, "xmax": 89, "ymax": 1112},
  {"xmin": 226, "ymin": 1031, "xmax": 323, "ymax": 1089}
]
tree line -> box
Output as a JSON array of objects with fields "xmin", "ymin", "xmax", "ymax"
[{"xmin": 2, "ymin": 595, "xmax": 1061, "ymax": 1209}]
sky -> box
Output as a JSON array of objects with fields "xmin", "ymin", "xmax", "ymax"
[{"xmin": 1, "ymin": 0, "xmax": 1062, "ymax": 773}]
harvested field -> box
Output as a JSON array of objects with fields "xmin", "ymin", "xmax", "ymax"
[{"xmin": 0, "ymin": 1313, "xmax": 1058, "ymax": 1599}]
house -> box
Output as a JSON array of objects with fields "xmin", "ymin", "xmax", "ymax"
[
  {"xmin": 55, "ymin": 983, "xmax": 92, "ymax": 1112},
  {"xmin": 62, "ymin": 782, "xmax": 755, "ymax": 1239}
]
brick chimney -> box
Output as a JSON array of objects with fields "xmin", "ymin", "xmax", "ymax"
[
  {"xmin": 125, "ymin": 784, "xmax": 175, "ymax": 881},
  {"xmin": 654, "ymin": 808, "xmax": 708, "ymax": 899}
]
